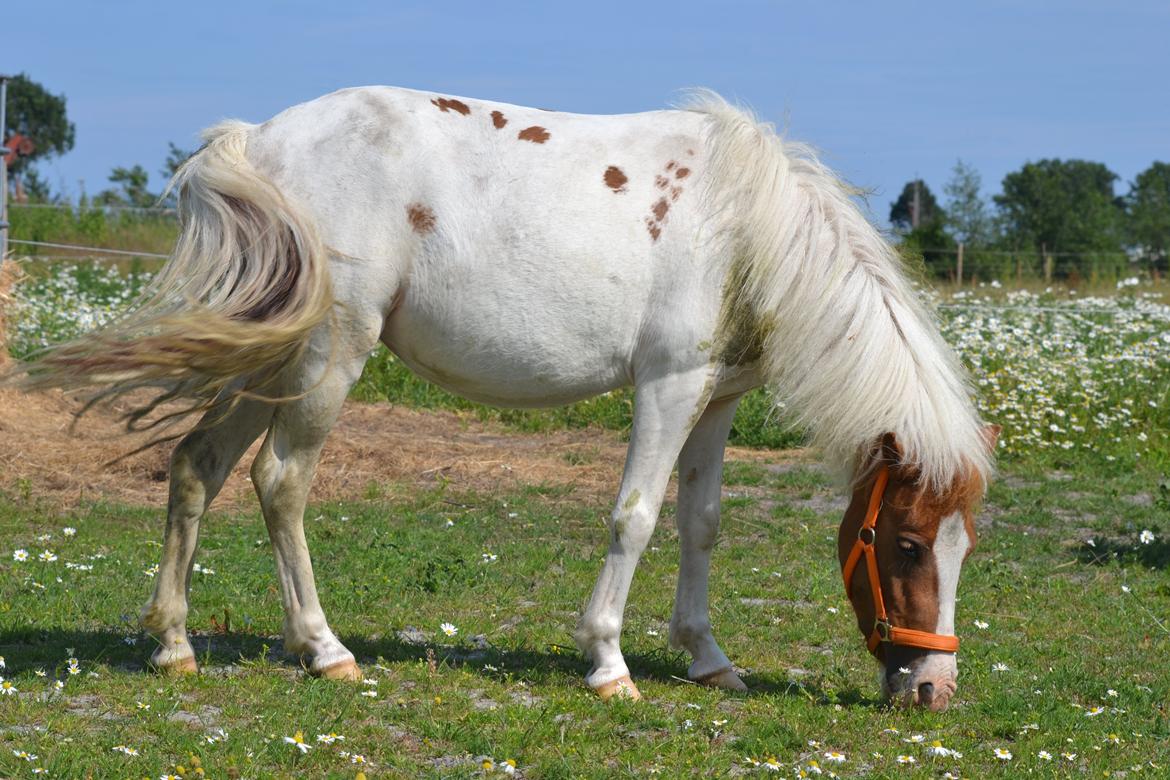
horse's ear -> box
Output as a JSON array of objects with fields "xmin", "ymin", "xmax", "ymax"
[
  {"xmin": 880, "ymin": 432, "xmax": 903, "ymax": 465},
  {"xmin": 980, "ymin": 424, "xmax": 1002, "ymax": 453}
]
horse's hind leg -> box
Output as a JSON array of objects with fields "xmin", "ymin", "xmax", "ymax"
[
  {"xmin": 142, "ymin": 398, "xmax": 274, "ymax": 673},
  {"xmin": 669, "ymin": 394, "xmax": 747, "ymax": 691},
  {"xmin": 249, "ymin": 319, "xmax": 379, "ymax": 680}
]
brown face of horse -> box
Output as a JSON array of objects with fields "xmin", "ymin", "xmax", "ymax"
[{"xmin": 838, "ymin": 426, "xmax": 999, "ymax": 711}]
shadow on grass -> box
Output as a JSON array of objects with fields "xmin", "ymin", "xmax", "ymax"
[
  {"xmin": 0, "ymin": 627, "xmax": 882, "ymax": 708},
  {"xmin": 1075, "ymin": 537, "xmax": 1170, "ymax": 569}
]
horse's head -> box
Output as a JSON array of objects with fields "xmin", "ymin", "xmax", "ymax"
[{"xmin": 838, "ymin": 426, "xmax": 999, "ymax": 711}]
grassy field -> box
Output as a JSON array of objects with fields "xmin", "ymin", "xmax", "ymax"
[
  {"xmin": 1, "ymin": 263, "xmax": 1168, "ymax": 777},
  {"xmin": 7, "ymin": 204, "xmax": 178, "ymax": 260},
  {"xmin": 1, "ymin": 456, "xmax": 1167, "ymax": 778}
]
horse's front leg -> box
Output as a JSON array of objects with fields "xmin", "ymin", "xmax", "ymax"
[
  {"xmin": 574, "ymin": 367, "xmax": 714, "ymax": 700},
  {"xmin": 669, "ymin": 394, "xmax": 747, "ymax": 690}
]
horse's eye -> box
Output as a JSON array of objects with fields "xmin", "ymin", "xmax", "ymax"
[{"xmin": 897, "ymin": 538, "xmax": 920, "ymax": 560}]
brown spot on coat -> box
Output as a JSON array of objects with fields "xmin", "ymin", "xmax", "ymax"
[
  {"xmin": 604, "ymin": 166, "xmax": 628, "ymax": 193},
  {"xmin": 645, "ymin": 218, "xmax": 662, "ymax": 242},
  {"xmin": 517, "ymin": 126, "xmax": 550, "ymax": 144},
  {"xmin": 665, "ymin": 161, "xmax": 676, "ymax": 171},
  {"xmin": 406, "ymin": 203, "xmax": 436, "ymax": 234},
  {"xmin": 491, "ymin": 110, "xmax": 508, "ymax": 129},
  {"xmin": 652, "ymin": 198, "xmax": 670, "ymax": 222},
  {"xmin": 431, "ymin": 97, "xmax": 471, "ymax": 116},
  {"xmin": 675, "ymin": 167, "xmax": 691, "ymax": 179},
  {"xmin": 670, "ymin": 186, "xmax": 683, "ymax": 202},
  {"xmin": 654, "ymin": 175, "xmax": 670, "ymax": 190}
]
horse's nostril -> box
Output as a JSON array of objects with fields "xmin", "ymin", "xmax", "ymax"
[{"xmin": 918, "ymin": 682, "xmax": 934, "ymax": 702}]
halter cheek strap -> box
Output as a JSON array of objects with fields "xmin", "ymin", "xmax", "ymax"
[{"xmin": 841, "ymin": 466, "xmax": 960, "ymax": 655}]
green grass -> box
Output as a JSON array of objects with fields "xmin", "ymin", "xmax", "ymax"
[
  {"xmin": 8, "ymin": 204, "xmax": 179, "ymax": 259},
  {"xmin": 1, "ymin": 459, "xmax": 1167, "ymax": 778}
]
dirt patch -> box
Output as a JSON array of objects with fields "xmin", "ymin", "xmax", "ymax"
[{"xmin": 0, "ymin": 389, "xmax": 798, "ymax": 509}]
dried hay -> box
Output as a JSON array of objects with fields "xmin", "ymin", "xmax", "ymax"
[{"xmin": 0, "ymin": 389, "xmax": 794, "ymax": 510}]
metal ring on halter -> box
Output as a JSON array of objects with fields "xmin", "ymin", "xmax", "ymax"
[
  {"xmin": 858, "ymin": 526, "xmax": 876, "ymax": 544},
  {"xmin": 874, "ymin": 619, "xmax": 892, "ymax": 641}
]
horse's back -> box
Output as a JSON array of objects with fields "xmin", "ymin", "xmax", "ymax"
[{"xmin": 246, "ymin": 86, "xmax": 726, "ymax": 407}]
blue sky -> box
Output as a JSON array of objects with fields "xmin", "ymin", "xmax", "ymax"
[{"xmin": 7, "ymin": 1, "xmax": 1168, "ymax": 225}]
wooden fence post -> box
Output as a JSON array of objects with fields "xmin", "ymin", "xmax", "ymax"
[{"xmin": 956, "ymin": 242, "xmax": 964, "ymax": 286}]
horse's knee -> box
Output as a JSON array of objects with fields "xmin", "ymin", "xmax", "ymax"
[
  {"xmin": 680, "ymin": 501, "xmax": 721, "ymax": 551},
  {"xmin": 610, "ymin": 502, "xmax": 656, "ymax": 551}
]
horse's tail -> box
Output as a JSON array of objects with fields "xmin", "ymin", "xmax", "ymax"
[{"xmin": 16, "ymin": 120, "xmax": 333, "ymax": 429}]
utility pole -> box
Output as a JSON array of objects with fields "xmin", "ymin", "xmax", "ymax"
[{"xmin": 0, "ymin": 74, "xmax": 10, "ymax": 263}]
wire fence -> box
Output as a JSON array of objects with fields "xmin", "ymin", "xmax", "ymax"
[
  {"xmin": 8, "ymin": 202, "xmax": 176, "ymax": 215},
  {"xmin": 7, "ymin": 238, "xmax": 169, "ymax": 259}
]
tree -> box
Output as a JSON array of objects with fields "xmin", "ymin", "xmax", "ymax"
[
  {"xmin": 3, "ymin": 74, "xmax": 75, "ymax": 182},
  {"xmin": 889, "ymin": 179, "xmax": 943, "ymax": 232},
  {"xmin": 889, "ymin": 179, "xmax": 952, "ymax": 277},
  {"xmin": 158, "ymin": 142, "xmax": 195, "ymax": 206},
  {"xmin": 994, "ymin": 159, "xmax": 1125, "ymax": 278},
  {"xmin": 21, "ymin": 167, "xmax": 53, "ymax": 202},
  {"xmin": 160, "ymin": 142, "xmax": 194, "ymax": 180},
  {"xmin": 96, "ymin": 165, "xmax": 155, "ymax": 208},
  {"xmin": 943, "ymin": 160, "xmax": 991, "ymax": 246},
  {"xmin": 1127, "ymin": 161, "xmax": 1170, "ymax": 273}
]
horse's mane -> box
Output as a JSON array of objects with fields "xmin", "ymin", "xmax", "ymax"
[{"xmin": 685, "ymin": 90, "xmax": 991, "ymax": 491}]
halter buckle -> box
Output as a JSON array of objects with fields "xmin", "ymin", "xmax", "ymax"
[
  {"xmin": 858, "ymin": 526, "xmax": 876, "ymax": 545},
  {"xmin": 874, "ymin": 619, "xmax": 892, "ymax": 642}
]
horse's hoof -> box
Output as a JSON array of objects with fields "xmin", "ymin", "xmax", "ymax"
[
  {"xmin": 691, "ymin": 667, "xmax": 748, "ymax": 691},
  {"xmin": 592, "ymin": 675, "xmax": 642, "ymax": 701},
  {"xmin": 156, "ymin": 656, "xmax": 198, "ymax": 676},
  {"xmin": 316, "ymin": 659, "xmax": 362, "ymax": 681}
]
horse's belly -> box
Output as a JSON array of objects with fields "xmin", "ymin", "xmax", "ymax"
[{"xmin": 382, "ymin": 292, "xmax": 637, "ymax": 408}]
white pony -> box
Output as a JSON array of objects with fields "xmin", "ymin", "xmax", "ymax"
[{"xmin": 21, "ymin": 87, "xmax": 996, "ymax": 710}]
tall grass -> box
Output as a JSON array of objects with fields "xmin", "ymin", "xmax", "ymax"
[{"xmin": 7, "ymin": 204, "xmax": 178, "ymax": 258}]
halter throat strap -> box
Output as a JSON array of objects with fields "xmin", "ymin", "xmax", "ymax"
[{"xmin": 841, "ymin": 465, "xmax": 960, "ymax": 655}]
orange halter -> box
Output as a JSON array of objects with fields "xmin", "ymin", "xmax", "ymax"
[{"xmin": 841, "ymin": 465, "xmax": 960, "ymax": 654}]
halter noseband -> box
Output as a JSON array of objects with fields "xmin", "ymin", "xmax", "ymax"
[{"xmin": 841, "ymin": 465, "xmax": 960, "ymax": 655}]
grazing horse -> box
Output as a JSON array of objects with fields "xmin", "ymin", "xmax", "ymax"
[{"xmin": 20, "ymin": 87, "xmax": 997, "ymax": 711}]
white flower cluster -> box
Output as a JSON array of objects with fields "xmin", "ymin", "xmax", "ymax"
[
  {"xmin": 937, "ymin": 288, "xmax": 1169, "ymax": 458},
  {"xmin": 8, "ymin": 262, "xmax": 152, "ymax": 356}
]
